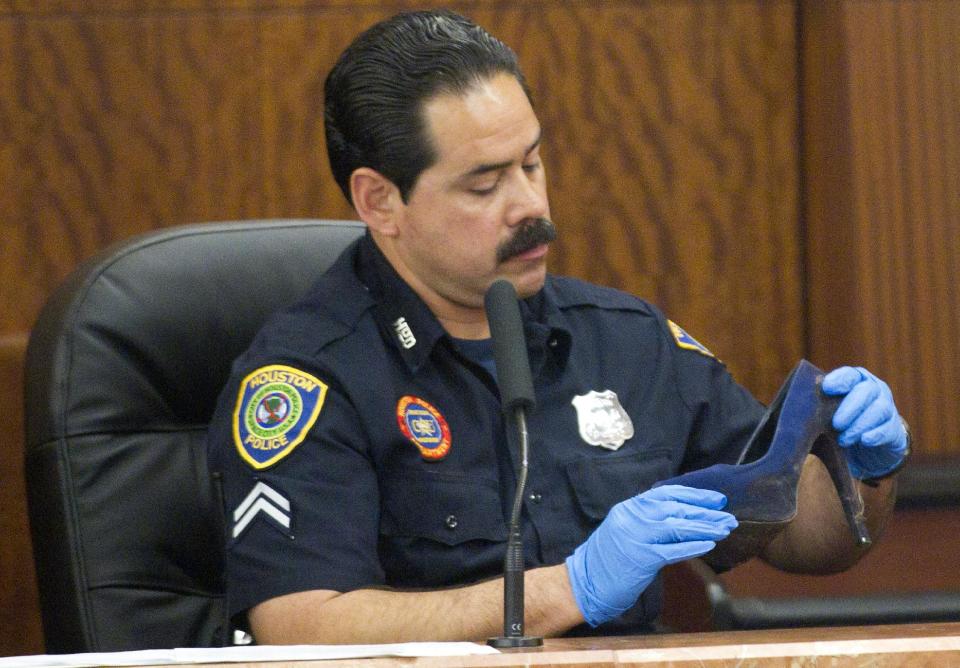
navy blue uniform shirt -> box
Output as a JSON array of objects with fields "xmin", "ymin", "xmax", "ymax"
[{"xmin": 207, "ymin": 233, "xmax": 764, "ymax": 635}]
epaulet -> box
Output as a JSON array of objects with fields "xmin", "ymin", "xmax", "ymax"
[
  {"xmin": 250, "ymin": 272, "xmax": 374, "ymax": 357},
  {"xmin": 545, "ymin": 275, "xmax": 654, "ymax": 314}
]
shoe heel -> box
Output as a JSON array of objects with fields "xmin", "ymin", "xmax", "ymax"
[{"xmin": 811, "ymin": 394, "xmax": 872, "ymax": 548}]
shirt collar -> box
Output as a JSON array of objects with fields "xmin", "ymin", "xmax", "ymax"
[
  {"xmin": 356, "ymin": 233, "xmax": 571, "ymax": 373},
  {"xmin": 356, "ymin": 233, "xmax": 447, "ymax": 373},
  {"xmin": 521, "ymin": 279, "xmax": 572, "ymax": 371}
]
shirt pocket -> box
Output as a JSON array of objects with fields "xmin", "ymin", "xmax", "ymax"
[
  {"xmin": 565, "ymin": 448, "xmax": 674, "ymax": 522},
  {"xmin": 380, "ymin": 470, "xmax": 508, "ymax": 546}
]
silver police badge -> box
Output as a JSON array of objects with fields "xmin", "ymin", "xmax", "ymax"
[{"xmin": 571, "ymin": 390, "xmax": 634, "ymax": 450}]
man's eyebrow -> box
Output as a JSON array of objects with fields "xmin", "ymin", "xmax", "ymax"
[{"xmin": 461, "ymin": 130, "xmax": 542, "ymax": 179}]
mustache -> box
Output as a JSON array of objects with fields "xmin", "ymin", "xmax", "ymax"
[{"xmin": 495, "ymin": 218, "xmax": 557, "ymax": 263}]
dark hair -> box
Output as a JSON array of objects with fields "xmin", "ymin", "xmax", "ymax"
[{"xmin": 324, "ymin": 9, "xmax": 531, "ymax": 204}]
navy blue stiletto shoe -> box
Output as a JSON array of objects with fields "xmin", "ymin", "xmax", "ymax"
[{"xmin": 656, "ymin": 359, "xmax": 871, "ymax": 572}]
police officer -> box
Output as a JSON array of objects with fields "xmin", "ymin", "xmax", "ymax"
[{"xmin": 207, "ymin": 9, "xmax": 909, "ymax": 643}]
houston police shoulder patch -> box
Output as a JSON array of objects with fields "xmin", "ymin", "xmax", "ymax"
[
  {"xmin": 233, "ymin": 364, "xmax": 328, "ymax": 470},
  {"xmin": 667, "ymin": 320, "xmax": 715, "ymax": 358},
  {"xmin": 396, "ymin": 395, "xmax": 451, "ymax": 461}
]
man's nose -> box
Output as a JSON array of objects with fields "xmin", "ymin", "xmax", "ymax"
[{"xmin": 506, "ymin": 172, "xmax": 548, "ymax": 226}]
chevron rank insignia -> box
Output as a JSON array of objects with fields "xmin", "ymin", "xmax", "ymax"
[
  {"xmin": 667, "ymin": 320, "xmax": 715, "ymax": 358},
  {"xmin": 232, "ymin": 481, "xmax": 291, "ymax": 539},
  {"xmin": 233, "ymin": 365, "xmax": 328, "ymax": 470}
]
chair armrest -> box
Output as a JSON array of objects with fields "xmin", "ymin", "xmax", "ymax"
[{"xmin": 683, "ymin": 558, "xmax": 960, "ymax": 630}]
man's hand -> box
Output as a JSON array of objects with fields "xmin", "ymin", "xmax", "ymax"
[
  {"xmin": 822, "ymin": 366, "xmax": 909, "ymax": 480},
  {"xmin": 565, "ymin": 485, "xmax": 737, "ymax": 627}
]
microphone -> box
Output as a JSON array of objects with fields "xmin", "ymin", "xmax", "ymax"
[
  {"xmin": 485, "ymin": 280, "xmax": 536, "ymax": 411},
  {"xmin": 484, "ymin": 279, "xmax": 543, "ymax": 648}
]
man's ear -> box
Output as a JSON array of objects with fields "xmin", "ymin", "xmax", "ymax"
[{"xmin": 350, "ymin": 167, "xmax": 402, "ymax": 237}]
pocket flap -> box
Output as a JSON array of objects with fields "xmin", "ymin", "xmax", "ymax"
[
  {"xmin": 381, "ymin": 471, "xmax": 507, "ymax": 546},
  {"xmin": 565, "ymin": 449, "xmax": 672, "ymax": 520}
]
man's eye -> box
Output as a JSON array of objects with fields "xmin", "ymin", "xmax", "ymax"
[
  {"xmin": 522, "ymin": 161, "xmax": 541, "ymax": 173},
  {"xmin": 469, "ymin": 183, "xmax": 497, "ymax": 196}
]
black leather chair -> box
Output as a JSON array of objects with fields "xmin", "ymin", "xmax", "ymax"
[{"xmin": 23, "ymin": 219, "xmax": 365, "ymax": 653}]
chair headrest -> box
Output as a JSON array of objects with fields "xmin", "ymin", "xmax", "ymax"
[{"xmin": 25, "ymin": 219, "xmax": 365, "ymax": 446}]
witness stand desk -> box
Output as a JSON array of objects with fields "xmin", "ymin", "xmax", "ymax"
[{"xmin": 186, "ymin": 622, "xmax": 960, "ymax": 667}]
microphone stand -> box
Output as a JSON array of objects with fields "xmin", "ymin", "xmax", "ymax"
[
  {"xmin": 488, "ymin": 406, "xmax": 542, "ymax": 648},
  {"xmin": 484, "ymin": 278, "xmax": 542, "ymax": 649}
]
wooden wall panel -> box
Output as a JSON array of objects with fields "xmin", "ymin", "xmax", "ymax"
[
  {"xmin": 0, "ymin": 337, "xmax": 41, "ymax": 657},
  {"xmin": 1, "ymin": 1, "xmax": 802, "ymax": 389},
  {"xmin": 804, "ymin": 0, "xmax": 960, "ymax": 455},
  {"xmin": 504, "ymin": 2, "xmax": 802, "ymax": 396},
  {"xmin": 0, "ymin": 1, "xmax": 800, "ymax": 654},
  {"xmin": 0, "ymin": 8, "xmax": 356, "ymax": 335},
  {"xmin": 724, "ymin": 0, "xmax": 960, "ymax": 613},
  {"xmin": 721, "ymin": 507, "xmax": 960, "ymax": 599}
]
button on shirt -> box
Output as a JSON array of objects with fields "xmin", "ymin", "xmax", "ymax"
[{"xmin": 206, "ymin": 233, "xmax": 764, "ymax": 635}]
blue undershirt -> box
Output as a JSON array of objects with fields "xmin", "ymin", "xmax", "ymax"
[{"xmin": 452, "ymin": 337, "xmax": 498, "ymax": 382}]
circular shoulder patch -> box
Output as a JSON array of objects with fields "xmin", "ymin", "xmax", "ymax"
[
  {"xmin": 232, "ymin": 365, "xmax": 328, "ymax": 470},
  {"xmin": 396, "ymin": 395, "xmax": 451, "ymax": 461}
]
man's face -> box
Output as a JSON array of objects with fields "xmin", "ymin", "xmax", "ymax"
[{"xmin": 391, "ymin": 73, "xmax": 553, "ymax": 310}]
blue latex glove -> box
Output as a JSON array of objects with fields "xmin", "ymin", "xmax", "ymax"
[
  {"xmin": 822, "ymin": 366, "xmax": 909, "ymax": 479},
  {"xmin": 565, "ymin": 484, "xmax": 737, "ymax": 627}
]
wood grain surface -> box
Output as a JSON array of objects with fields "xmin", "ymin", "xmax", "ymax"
[
  {"xmin": 7, "ymin": 0, "xmax": 956, "ymax": 657},
  {"xmin": 0, "ymin": 1, "xmax": 802, "ymax": 396},
  {"xmin": 0, "ymin": 336, "xmax": 41, "ymax": 656},
  {"xmin": 803, "ymin": 1, "xmax": 960, "ymax": 454},
  {"xmin": 0, "ymin": 2, "xmax": 801, "ymax": 654},
  {"xmin": 720, "ymin": 506, "xmax": 960, "ymax": 598}
]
